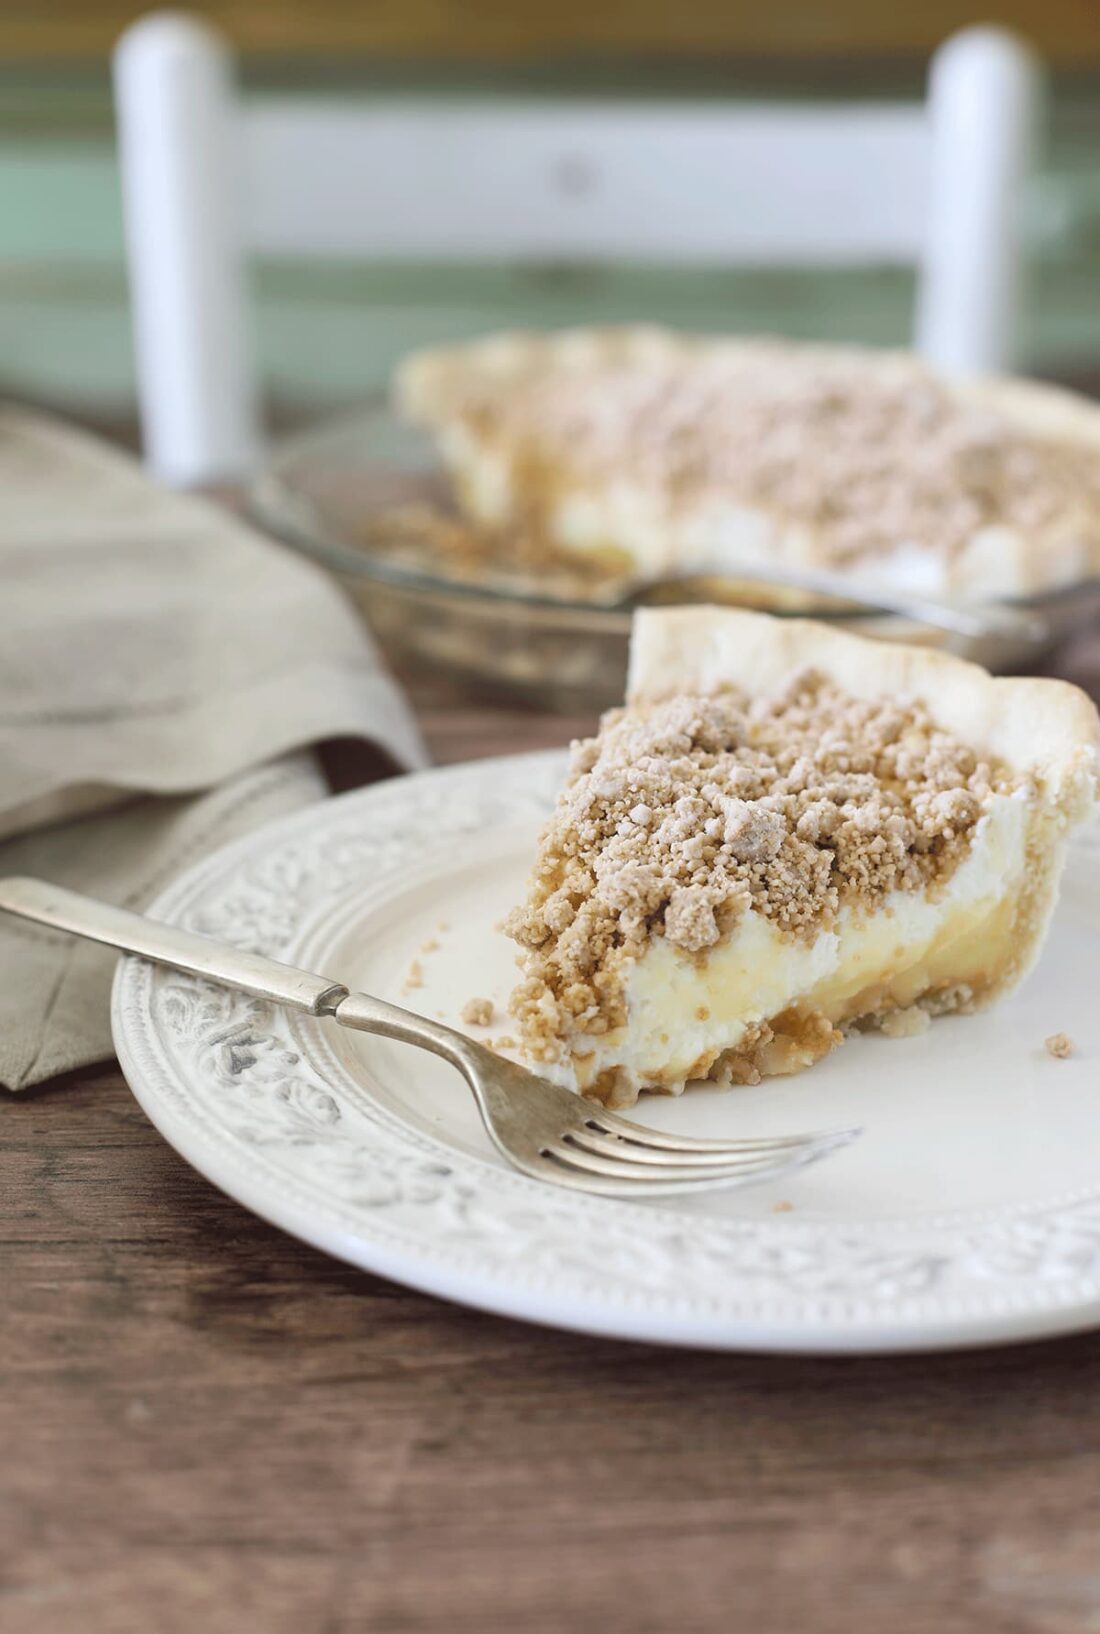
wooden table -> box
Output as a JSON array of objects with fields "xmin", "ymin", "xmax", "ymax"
[{"xmin": 5, "ymin": 680, "xmax": 1100, "ymax": 1634}]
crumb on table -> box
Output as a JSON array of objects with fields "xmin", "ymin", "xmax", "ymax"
[
  {"xmin": 1045, "ymin": 1032, "xmax": 1074, "ymax": 1059},
  {"xmin": 461, "ymin": 996, "xmax": 494, "ymax": 1028}
]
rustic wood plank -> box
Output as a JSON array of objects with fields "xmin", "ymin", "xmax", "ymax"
[
  {"xmin": 5, "ymin": 1061, "xmax": 1100, "ymax": 1633},
  {"xmin": 411, "ymin": 686, "xmax": 597, "ymax": 767},
  {"xmin": 5, "ymin": 693, "xmax": 1100, "ymax": 1634},
  {"xmin": 5, "ymin": 0, "xmax": 1100, "ymax": 64}
]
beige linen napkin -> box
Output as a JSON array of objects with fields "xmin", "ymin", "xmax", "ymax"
[{"xmin": 0, "ymin": 407, "xmax": 426, "ymax": 1090}]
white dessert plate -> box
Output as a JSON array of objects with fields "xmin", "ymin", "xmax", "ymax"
[{"xmin": 113, "ymin": 750, "xmax": 1100, "ymax": 1355}]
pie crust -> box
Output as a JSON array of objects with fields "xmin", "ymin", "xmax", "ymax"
[{"xmin": 506, "ymin": 607, "xmax": 1100, "ymax": 1104}]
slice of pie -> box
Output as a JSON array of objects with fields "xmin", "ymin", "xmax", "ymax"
[
  {"xmin": 396, "ymin": 327, "xmax": 1100, "ymax": 601},
  {"xmin": 505, "ymin": 607, "xmax": 1099, "ymax": 1107}
]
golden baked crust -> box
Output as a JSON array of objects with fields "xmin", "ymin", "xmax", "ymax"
[{"xmin": 397, "ymin": 327, "xmax": 1100, "ymax": 597}]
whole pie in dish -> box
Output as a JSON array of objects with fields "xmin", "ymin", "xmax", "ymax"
[
  {"xmin": 504, "ymin": 607, "xmax": 1099, "ymax": 1107},
  {"xmin": 396, "ymin": 327, "xmax": 1100, "ymax": 601}
]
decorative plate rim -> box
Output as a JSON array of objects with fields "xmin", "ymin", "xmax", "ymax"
[{"xmin": 112, "ymin": 750, "xmax": 1100, "ymax": 1354}]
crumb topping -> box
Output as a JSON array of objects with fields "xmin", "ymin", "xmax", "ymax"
[
  {"xmin": 507, "ymin": 672, "xmax": 1021, "ymax": 1058},
  {"xmin": 1045, "ymin": 1031, "xmax": 1073, "ymax": 1059},
  {"xmin": 434, "ymin": 341, "xmax": 1100, "ymax": 567}
]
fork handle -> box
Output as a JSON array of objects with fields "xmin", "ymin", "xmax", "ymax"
[
  {"xmin": 0, "ymin": 874, "xmax": 476, "ymax": 1068},
  {"xmin": 0, "ymin": 875, "xmax": 350, "ymax": 1016}
]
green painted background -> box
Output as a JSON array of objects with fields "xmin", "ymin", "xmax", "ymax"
[{"xmin": 4, "ymin": 67, "xmax": 1100, "ymax": 418}]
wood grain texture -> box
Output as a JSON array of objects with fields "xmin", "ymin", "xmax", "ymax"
[
  {"xmin": 6, "ymin": 0, "xmax": 1100, "ymax": 64},
  {"xmin": 5, "ymin": 683, "xmax": 1100, "ymax": 1634}
]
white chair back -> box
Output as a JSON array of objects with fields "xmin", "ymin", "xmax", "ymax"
[{"xmin": 112, "ymin": 14, "xmax": 1045, "ymax": 486}]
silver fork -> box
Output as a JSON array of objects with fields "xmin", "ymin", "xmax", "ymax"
[{"xmin": 0, "ymin": 877, "xmax": 859, "ymax": 1198}]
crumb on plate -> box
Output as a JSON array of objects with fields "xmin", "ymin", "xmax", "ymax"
[
  {"xmin": 1045, "ymin": 1032, "xmax": 1073, "ymax": 1059},
  {"xmin": 879, "ymin": 1005, "xmax": 931, "ymax": 1040},
  {"xmin": 461, "ymin": 996, "xmax": 494, "ymax": 1028},
  {"xmin": 772, "ymin": 1200, "xmax": 794, "ymax": 1214},
  {"xmin": 402, "ymin": 959, "xmax": 424, "ymax": 992}
]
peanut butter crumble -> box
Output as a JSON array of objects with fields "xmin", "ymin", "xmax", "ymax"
[{"xmin": 506, "ymin": 671, "xmax": 1022, "ymax": 1064}]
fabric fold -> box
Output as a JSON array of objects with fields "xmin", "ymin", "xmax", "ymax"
[{"xmin": 0, "ymin": 406, "xmax": 427, "ymax": 1090}]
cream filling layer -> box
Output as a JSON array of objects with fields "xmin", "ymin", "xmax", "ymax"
[{"xmin": 547, "ymin": 793, "xmax": 1031, "ymax": 1095}]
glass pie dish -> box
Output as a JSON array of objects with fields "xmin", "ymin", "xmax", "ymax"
[{"xmin": 247, "ymin": 403, "xmax": 1100, "ymax": 712}]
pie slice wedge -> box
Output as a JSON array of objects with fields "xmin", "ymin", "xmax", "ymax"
[
  {"xmin": 505, "ymin": 607, "xmax": 1100, "ymax": 1107},
  {"xmin": 396, "ymin": 326, "xmax": 1100, "ymax": 600}
]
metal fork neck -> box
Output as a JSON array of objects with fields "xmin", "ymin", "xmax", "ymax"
[{"xmin": 332, "ymin": 988, "xmax": 472, "ymax": 1066}]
